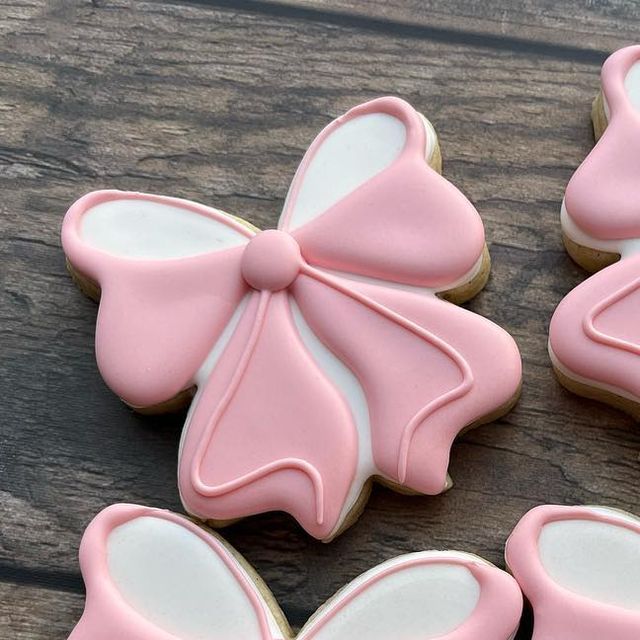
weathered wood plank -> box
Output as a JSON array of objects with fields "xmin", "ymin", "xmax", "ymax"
[
  {"xmin": 255, "ymin": 0, "xmax": 640, "ymax": 53},
  {"xmin": 1, "ymin": 1, "xmax": 639, "ymax": 638},
  {"xmin": 0, "ymin": 582, "xmax": 83, "ymax": 640}
]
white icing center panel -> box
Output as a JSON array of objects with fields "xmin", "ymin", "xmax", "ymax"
[
  {"xmin": 300, "ymin": 561, "xmax": 480, "ymax": 639},
  {"xmin": 82, "ymin": 199, "xmax": 248, "ymax": 259},
  {"xmin": 539, "ymin": 519, "xmax": 640, "ymax": 610},
  {"xmin": 107, "ymin": 516, "xmax": 264, "ymax": 639},
  {"xmin": 288, "ymin": 113, "xmax": 407, "ymax": 230},
  {"xmin": 624, "ymin": 61, "xmax": 640, "ymax": 112}
]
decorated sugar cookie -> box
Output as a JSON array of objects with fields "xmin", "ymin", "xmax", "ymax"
[
  {"xmin": 68, "ymin": 504, "xmax": 523, "ymax": 640},
  {"xmin": 62, "ymin": 97, "xmax": 522, "ymax": 541},
  {"xmin": 506, "ymin": 504, "xmax": 640, "ymax": 640},
  {"xmin": 550, "ymin": 45, "xmax": 640, "ymax": 417}
]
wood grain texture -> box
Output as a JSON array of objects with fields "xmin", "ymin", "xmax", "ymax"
[
  {"xmin": 0, "ymin": 583, "xmax": 84, "ymax": 639},
  {"xmin": 256, "ymin": 0, "xmax": 640, "ymax": 52},
  {"xmin": 0, "ymin": 1, "xmax": 639, "ymax": 638}
]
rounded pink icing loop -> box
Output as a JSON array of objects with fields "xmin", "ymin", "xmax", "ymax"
[
  {"xmin": 241, "ymin": 230, "xmax": 302, "ymax": 291},
  {"xmin": 564, "ymin": 45, "xmax": 640, "ymax": 241}
]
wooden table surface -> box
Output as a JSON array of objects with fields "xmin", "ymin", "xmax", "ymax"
[{"xmin": 2, "ymin": 1, "xmax": 640, "ymax": 637}]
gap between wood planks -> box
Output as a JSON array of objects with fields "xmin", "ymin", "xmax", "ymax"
[
  {"xmin": 170, "ymin": 0, "xmax": 609, "ymax": 65},
  {"xmin": 0, "ymin": 564, "xmax": 83, "ymax": 593}
]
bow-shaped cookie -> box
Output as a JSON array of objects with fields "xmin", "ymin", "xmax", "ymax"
[
  {"xmin": 550, "ymin": 45, "xmax": 640, "ymax": 417},
  {"xmin": 62, "ymin": 97, "xmax": 522, "ymax": 540},
  {"xmin": 507, "ymin": 504, "xmax": 640, "ymax": 640},
  {"xmin": 68, "ymin": 504, "xmax": 523, "ymax": 640}
]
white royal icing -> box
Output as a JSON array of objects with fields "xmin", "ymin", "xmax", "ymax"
[
  {"xmin": 587, "ymin": 505, "xmax": 640, "ymax": 528},
  {"xmin": 81, "ymin": 198, "xmax": 248, "ymax": 259},
  {"xmin": 625, "ymin": 61, "xmax": 640, "ymax": 112},
  {"xmin": 107, "ymin": 516, "xmax": 283, "ymax": 639},
  {"xmin": 539, "ymin": 512, "xmax": 640, "ymax": 611},
  {"xmin": 298, "ymin": 552, "xmax": 482, "ymax": 640},
  {"xmin": 285, "ymin": 113, "xmax": 408, "ymax": 230}
]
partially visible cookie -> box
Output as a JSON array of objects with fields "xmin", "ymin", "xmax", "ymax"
[
  {"xmin": 506, "ymin": 504, "xmax": 640, "ymax": 640},
  {"xmin": 550, "ymin": 45, "xmax": 640, "ymax": 418},
  {"xmin": 68, "ymin": 504, "xmax": 523, "ymax": 640}
]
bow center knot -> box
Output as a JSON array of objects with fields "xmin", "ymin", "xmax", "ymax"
[{"xmin": 241, "ymin": 230, "xmax": 302, "ymax": 291}]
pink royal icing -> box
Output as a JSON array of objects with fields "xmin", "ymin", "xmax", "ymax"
[
  {"xmin": 565, "ymin": 46, "xmax": 640, "ymax": 241},
  {"xmin": 550, "ymin": 46, "xmax": 640, "ymax": 408},
  {"xmin": 506, "ymin": 505, "xmax": 640, "ymax": 640},
  {"xmin": 62, "ymin": 97, "xmax": 522, "ymax": 541},
  {"xmin": 68, "ymin": 503, "xmax": 523, "ymax": 640}
]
